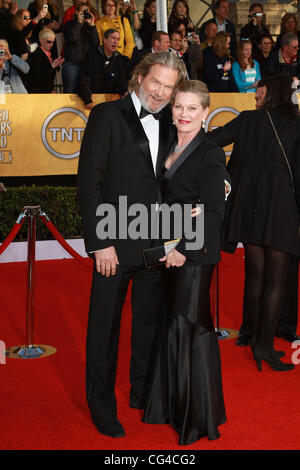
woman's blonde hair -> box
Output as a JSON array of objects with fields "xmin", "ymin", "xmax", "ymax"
[
  {"xmin": 128, "ymin": 51, "xmax": 187, "ymax": 93},
  {"xmin": 213, "ymin": 31, "xmax": 231, "ymax": 58},
  {"xmin": 39, "ymin": 27, "xmax": 55, "ymax": 41},
  {"xmin": 173, "ymin": 80, "xmax": 210, "ymax": 109}
]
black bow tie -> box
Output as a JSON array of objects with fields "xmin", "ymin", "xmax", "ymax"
[{"xmin": 139, "ymin": 106, "xmax": 163, "ymax": 120}]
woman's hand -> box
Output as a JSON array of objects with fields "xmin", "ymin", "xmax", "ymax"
[
  {"xmin": 86, "ymin": 12, "xmax": 95, "ymax": 26},
  {"xmin": 191, "ymin": 206, "xmax": 202, "ymax": 218},
  {"xmin": 52, "ymin": 56, "xmax": 65, "ymax": 68},
  {"xmin": 223, "ymin": 60, "xmax": 231, "ymax": 71},
  {"xmin": 159, "ymin": 249, "xmax": 186, "ymax": 268},
  {"xmin": 35, "ymin": 8, "xmax": 48, "ymax": 22}
]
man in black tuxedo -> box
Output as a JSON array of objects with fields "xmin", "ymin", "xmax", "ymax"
[{"xmin": 78, "ymin": 51, "xmax": 186, "ymax": 438}]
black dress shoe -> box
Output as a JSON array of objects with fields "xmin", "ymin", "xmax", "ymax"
[
  {"xmin": 277, "ymin": 333, "xmax": 300, "ymax": 343},
  {"xmin": 92, "ymin": 419, "xmax": 125, "ymax": 438},
  {"xmin": 236, "ymin": 334, "xmax": 252, "ymax": 346}
]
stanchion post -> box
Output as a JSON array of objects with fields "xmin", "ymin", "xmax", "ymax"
[{"xmin": 15, "ymin": 206, "xmax": 45, "ymax": 358}]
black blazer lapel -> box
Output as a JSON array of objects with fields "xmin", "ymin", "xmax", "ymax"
[
  {"xmin": 156, "ymin": 106, "xmax": 174, "ymax": 175},
  {"xmin": 163, "ymin": 130, "xmax": 206, "ymax": 181},
  {"xmin": 119, "ymin": 94, "xmax": 153, "ymax": 170}
]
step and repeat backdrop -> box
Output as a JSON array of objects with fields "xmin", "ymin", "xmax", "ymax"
[{"xmin": 0, "ymin": 93, "xmax": 257, "ymax": 177}]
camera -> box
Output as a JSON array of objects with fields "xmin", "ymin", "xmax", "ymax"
[
  {"xmin": 0, "ymin": 50, "xmax": 5, "ymax": 58},
  {"xmin": 249, "ymin": 12, "xmax": 263, "ymax": 18},
  {"xmin": 123, "ymin": 0, "xmax": 130, "ymax": 5},
  {"xmin": 83, "ymin": 8, "xmax": 92, "ymax": 19},
  {"xmin": 43, "ymin": 4, "xmax": 48, "ymax": 11},
  {"xmin": 187, "ymin": 32, "xmax": 193, "ymax": 39}
]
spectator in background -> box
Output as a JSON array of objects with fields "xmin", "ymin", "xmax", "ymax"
[
  {"xmin": 232, "ymin": 40, "xmax": 261, "ymax": 93},
  {"xmin": 168, "ymin": 0, "xmax": 194, "ymax": 33},
  {"xmin": 199, "ymin": 0, "xmax": 237, "ymax": 58},
  {"xmin": 150, "ymin": 30, "xmax": 170, "ymax": 52},
  {"xmin": 95, "ymin": 0, "xmax": 135, "ymax": 59},
  {"xmin": 8, "ymin": 7, "xmax": 47, "ymax": 59},
  {"xmin": 26, "ymin": 27, "xmax": 64, "ymax": 92},
  {"xmin": 202, "ymin": 31, "xmax": 237, "ymax": 92},
  {"xmin": 78, "ymin": 28, "xmax": 129, "ymax": 109},
  {"xmin": 201, "ymin": 21, "xmax": 218, "ymax": 51},
  {"xmin": 0, "ymin": 0, "xmax": 18, "ymax": 39},
  {"xmin": 264, "ymin": 32, "xmax": 300, "ymax": 81},
  {"xmin": 169, "ymin": 30, "xmax": 202, "ymax": 79},
  {"xmin": 27, "ymin": 0, "xmax": 62, "ymax": 61},
  {"xmin": 62, "ymin": 0, "xmax": 99, "ymax": 27},
  {"xmin": 275, "ymin": 13, "xmax": 300, "ymax": 50},
  {"xmin": 253, "ymin": 33, "xmax": 273, "ymax": 75},
  {"xmin": 118, "ymin": 0, "xmax": 142, "ymax": 49},
  {"xmin": 138, "ymin": 0, "xmax": 156, "ymax": 50},
  {"xmin": 63, "ymin": 2, "xmax": 99, "ymax": 93},
  {"xmin": 0, "ymin": 37, "xmax": 29, "ymax": 93},
  {"xmin": 240, "ymin": 3, "xmax": 270, "ymax": 57}
]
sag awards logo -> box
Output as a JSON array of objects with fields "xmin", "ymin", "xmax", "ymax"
[{"xmin": 41, "ymin": 107, "xmax": 88, "ymax": 159}]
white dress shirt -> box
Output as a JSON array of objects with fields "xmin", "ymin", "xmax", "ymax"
[{"xmin": 131, "ymin": 91, "xmax": 159, "ymax": 175}]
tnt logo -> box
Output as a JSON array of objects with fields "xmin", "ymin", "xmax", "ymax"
[
  {"xmin": 0, "ymin": 340, "xmax": 6, "ymax": 364},
  {"xmin": 41, "ymin": 107, "xmax": 88, "ymax": 159}
]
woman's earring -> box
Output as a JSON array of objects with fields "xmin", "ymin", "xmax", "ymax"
[{"xmin": 202, "ymin": 120, "xmax": 206, "ymax": 129}]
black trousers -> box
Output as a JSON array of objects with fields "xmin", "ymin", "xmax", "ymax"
[
  {"xmin": 86, "ymin": 262, "xmax": 163, "ymax": 424},
  {"xmin": 239, "ymin": 255, "xmax": 299, "ymax": 338}
]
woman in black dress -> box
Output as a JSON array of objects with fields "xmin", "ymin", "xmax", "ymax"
[
  {"xmin": 143, "ymin": 80, "xmax": 227, "ymax": 445},
  {"xmin": 209, "ymin": 74, "xmax": 300, "ymax": 371}
]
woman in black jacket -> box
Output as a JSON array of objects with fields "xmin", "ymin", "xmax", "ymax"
[
  {"xmin": 202, "ymin": 31, "xmax": 237, "ymax": 92},
  {"xmin": 62, "ymin": 2, "xmax": 99, "ymax": 93},
  {"xmin": 209, "ymin": 74, "xmax": 300, "ymax": 371},
  {"xmin": 143, "ymin": 80, "xmax": 226, "ymax": 445}
]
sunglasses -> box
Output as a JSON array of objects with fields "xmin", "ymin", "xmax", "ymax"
[
  {"xmin": 46, "ymin": 40, "xmax": 54, "ymax": 44},
  {"xmin": 23, "ymin": 15, "xmax": 31, "ymax": 20}
]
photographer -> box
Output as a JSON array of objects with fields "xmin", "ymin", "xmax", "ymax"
[
  {"xmin": 240, "ymin": 3, "xmax": 270, "ymax": 56},
  {"xmin": 78, "ymin": 28, "xmax": 129, "ymax": 109},
  {"xmin": 169, "ymin": 29, "xmax": 202, "ymax": 79},
  {"xmin": 26, "ymin": 27, "xmax": 64, "ymax": 93},
  {"xmin": 0, "ymin": 37, "xmax": 29, "ymax": 93},
  {"xmin": 62, "ymin": 2, "xmax": 99, "ymax": 93}
]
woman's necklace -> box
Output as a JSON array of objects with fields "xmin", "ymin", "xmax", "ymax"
[{"xmin": 174, "ymin": 143, "xmax": 188, "ymax": 153}]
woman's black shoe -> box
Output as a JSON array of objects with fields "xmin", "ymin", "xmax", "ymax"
[{"xmin": 253, "ymin": 347, "xmax": 295, "ymax": 372}]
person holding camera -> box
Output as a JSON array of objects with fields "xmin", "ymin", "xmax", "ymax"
[
  {"xmin": 62, "ymin": 2, "xmax": 99, "ymax": 93},
  {"xmin": 240, "ymin": 3, "xmax": 270, "ymax": 57},
  {"xmin": 169, "ymin": 29, "xmax": 202, "ymax": 79},
  {"xmin": 0, "ymin": 37, "xmax": 29, "ymax": 93},
  {"xmin": 26, "ymin": 27, "xmax": 64, "ymax": 93}
]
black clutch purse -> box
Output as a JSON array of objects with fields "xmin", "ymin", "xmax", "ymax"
[{"xmin": 143, "ymin": 239, "xmax": 180, "ymax": 269}]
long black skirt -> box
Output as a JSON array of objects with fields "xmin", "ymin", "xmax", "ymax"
[{"xmin": 143, "ymin": 263, "xmax": 226, "ymax": 445}]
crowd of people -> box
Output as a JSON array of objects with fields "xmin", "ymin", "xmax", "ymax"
[{"xmin": 0, "ymin": 0, "xmax": 299, "ymax": 99}]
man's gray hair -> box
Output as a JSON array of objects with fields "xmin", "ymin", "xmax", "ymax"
[
  {"xmin": 128, "ymin": 51, "xmax": 187, "ymax": 93},
  {"xmin": 103, "ymin": 28, "xmax": 119, "ymax": 39},
  {"xmin": 281, "ymin": 32, "xmax": 298, "ymax": 47}
]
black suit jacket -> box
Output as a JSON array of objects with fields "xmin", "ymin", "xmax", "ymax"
[
  {"xmin": 26, "ymin": 47, "xmax": 57, "ymax": 93},
  {"xmin": 160, "ymin": 131, "xmax": 226, "ymax": 265},
  {"xmin": 77, "ymin": 94, "xmax": 173, "ymax": 265}
]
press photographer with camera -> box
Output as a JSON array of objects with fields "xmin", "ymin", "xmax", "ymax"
[
  {"xmin": 62, "ymin": 1, "xmax": 99, "ymax": 92},
  {"xmin": 240, "ymin": 3, "xmax": 270, "ymax": 56},
  {"xmin": 169, "ymin": 28, "xmax": 202, "ymax": 79},
  {"xmin": 0, "ymin": 37, "xmax": 29, "ymax": 93}
]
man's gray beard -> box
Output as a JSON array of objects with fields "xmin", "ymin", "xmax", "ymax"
[{"xmin": 138, "ymin": 82, "xmax": 169, "ymax": 114}]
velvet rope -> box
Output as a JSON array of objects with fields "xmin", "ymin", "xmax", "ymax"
[
  {"xmin": 40, "ymin": 215, "xmax": 92, "ymax": 268},
  {"xmin": 0, "ymin": 218, "xmax": 25, "ymax": 256}
]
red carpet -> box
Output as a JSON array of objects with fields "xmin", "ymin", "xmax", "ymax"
[{"xmin": 0, "ymin": 250, "xmax": 300, "ymax": 450}]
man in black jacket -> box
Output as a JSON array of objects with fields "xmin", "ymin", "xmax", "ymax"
[
  {"xmin": 199, "ymin": 0, "xmax": 237, "ymax": 58},
  {"xmin": 78, "ymin": 51, "xmax": 186, "ymax": 438},
  {"xmin": 263, "ymin": 32, "xmax": 300, "ymax": 80},
  {"xmin": 78, "ymin": 28, "xmax": 129, "ymax": 109}
]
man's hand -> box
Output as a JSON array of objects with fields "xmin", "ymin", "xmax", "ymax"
[
  {"xmin": 95, "ymin": 246, "xmax": 119, "ymax": 277},
  {"xmin": 159, "ymin": 249, "xmax": 186, "ymax": 268}
]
